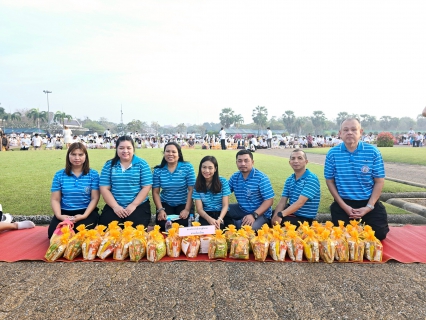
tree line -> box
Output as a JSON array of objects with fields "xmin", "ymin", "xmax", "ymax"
[
  {"xmin": 219, "ymin": 107, "xmax": 426, "ymax": 135},
  {"xmin": 1, "ymin": 106, "xmax": 426, "ymax": 136}
]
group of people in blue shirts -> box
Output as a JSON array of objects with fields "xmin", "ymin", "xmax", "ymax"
[{"xmin": 48, "ymin": 118, "xmax": 389, "ymax": 241}]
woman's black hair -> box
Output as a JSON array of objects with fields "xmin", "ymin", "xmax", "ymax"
[
  {"xmin": 110, "ymin": 136, "xmax": 135, "ymax": 167},
  {"xmin": 194, "ymin": 155, "xmax": 222, "ymax": 194},
  {"xmin": 154, "ymin": 141, "xmax": 185, "ymax": 169}
]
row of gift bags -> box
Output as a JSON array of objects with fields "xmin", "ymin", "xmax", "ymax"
[{"xmin": 45, "ymin": 219, "xmax": 382, "ymax": 263}]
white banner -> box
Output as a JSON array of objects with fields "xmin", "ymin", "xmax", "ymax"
[{"xmin": 178, "ymin": 225, "xmax": 215, "ymax": 237}]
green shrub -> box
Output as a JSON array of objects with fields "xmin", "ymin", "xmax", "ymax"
[{"xmin": 376, "ymin": 132, "xmax": 395, "ymax": 147}]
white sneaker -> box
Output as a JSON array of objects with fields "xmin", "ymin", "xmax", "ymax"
[{"xmin": 1, "ymin": 213, "xmax": 13, "ymax": 224}]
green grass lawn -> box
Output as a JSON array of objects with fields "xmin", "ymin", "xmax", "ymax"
[
  {"xmin": 304, "ymin": 145, "xmax": 426, "ymax": 165},
  {"xmin": 1, "ymin": 148, "xmax": 422, "ymax": 216}
]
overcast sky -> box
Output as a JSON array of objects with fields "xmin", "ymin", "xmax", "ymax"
[{"xmin": 1, "ymin": 0, "xmax": 425, "ymax": 126}]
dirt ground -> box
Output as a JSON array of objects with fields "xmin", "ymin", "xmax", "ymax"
[{"xmin": 0, "ymin": 261, "xmax": 425, "ymax": 319}]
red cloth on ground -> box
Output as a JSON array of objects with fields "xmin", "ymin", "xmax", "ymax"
[{"xmin": 0, "ymin": 225, "xmax": 425, "ymax": 263}]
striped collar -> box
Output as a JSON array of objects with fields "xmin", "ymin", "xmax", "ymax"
[
  {"xmin": 239, "ymin": 167, "xmax": 257, "ymax": 181},
  {"xmin": 339, "ymin": 141, "xmax": 364, "ymax": 153},
  {"xmin": 292, "ymin": 168, "xmax": 310, "ymax": 181}
]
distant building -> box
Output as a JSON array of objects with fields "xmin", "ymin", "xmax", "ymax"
[
  {"xmin": 54, "ymin": 119, "xmax": 88, "ymax": 134},
  {"xmin": 225, "ymin": 128, "xmax": 287, "ymax": 136}
]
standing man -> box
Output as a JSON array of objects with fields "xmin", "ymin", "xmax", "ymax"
[
  {"xmin": 266, "ymin": 127, "xmax": 272, "ymax": 149},
  {"xmin": 271, "ymin": 149, "xmax": 320, "ymax": 226},
  {"xmin": 227, "ymin": 150, "xmax": 274, "ymax": 230},
  {"xmin": 324, "ymin": 118, "xmax": 389, "ymax": 240},
  {"xmin": 103, "ymin": 128, "xmax": 112, "ymax": 140},
  {"xmin": 407, "ymin": 128, "xmax": 415, "ymax": 147},
  {"xmin": 418, "ymin": 132, "xmax": 424, "ymax": 147},
  {"xmin": 219, "ymin": 127, "xmax": 226, "ymax": 150},
  {"xmin": 307, "ymin": 133, "xmax": 313, "ymax": 148},
  {"xmin": 1, "ymin": 133, "xmax": 9, "ymax": 151}
]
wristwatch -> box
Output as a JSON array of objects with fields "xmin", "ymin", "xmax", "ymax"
[
  {"xmin": 156, "ymin": 207, "xmax": 165, "ymax": 214},
  {"xmin": 251, "ymin": 212, "xmax": 259, "ymax": 219},
  {"xmin": 366, "ymin": 204, "xmax": 374, "ymax": 210}
]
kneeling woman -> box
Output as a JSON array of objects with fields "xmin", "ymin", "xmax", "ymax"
[
  {"xmin": 99, "ymin": 136, "xmax": 153, "ymax": 227},
  {"xmin": 48, "ymin": 142, "xmax": 100, "ymax": 238},
  {"xmin": 153, "ymin": 142, "xmax": 196, "ymax": 231},
  {"xmin": 193, "ymin": 156, "xmax": 231, "ymax": 229}
]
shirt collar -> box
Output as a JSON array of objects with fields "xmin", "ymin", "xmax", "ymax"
[
  {"xmin": 240, "ymin": 167, "xmax": 255, "ymax": 180},
  {"xmin": 113, "ymin": 155, "xmax": 138, "ymax": 166},
  {"xmin": 165, "ymin": 161, "xmax": 182, "ymax": 173},
  {"xmin": 114, "ymin": 155, "xmax": 137, "ymax": 171},
  {"xmin": 292, "ymin": 168, "xmax": 310, "ymax": 181},
  {"xmin": 70, "ymin": 171, "xmax": 82, "ymax": 178},
  {"xmin": 340, "ymin": 141, "xmax": 364, "ymax": 153}
]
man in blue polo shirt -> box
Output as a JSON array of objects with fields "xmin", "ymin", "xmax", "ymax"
[
  {"xmin": 227, "ymin": 149, "xmax": 274, "ymax": 230},
  {"xmin": 325, "ymin": 118, "xmax": 389, "ymax": 240},
  {"xmin": 271, "ymin": 149, "xmax": 320, "ymax": 226}
]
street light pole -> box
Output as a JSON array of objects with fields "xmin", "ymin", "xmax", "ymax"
[{"xmin": 43, "ymin": 90, "xmax": 52, "ymax": 135}]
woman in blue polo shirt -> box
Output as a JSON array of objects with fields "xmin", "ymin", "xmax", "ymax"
[
  {"xmin": 99, "ymin": 136, "xmax": 153, "ymax": 227},
  {"xmin": 153, "ymin": 142, "xmax": 196, "ymax": 231},
  {"xmin": 48, "ymin": 142, "xmax": 100, "ymax": 238},
  {"xmin": 193, "ymin": 156, "xmax": 231, "ymax": 229}
]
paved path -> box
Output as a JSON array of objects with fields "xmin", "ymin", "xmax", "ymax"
[{"xmin": 0, "ymin": 261, "xmax": 425, "ymax": 319}]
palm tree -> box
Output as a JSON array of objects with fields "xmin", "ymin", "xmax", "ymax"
[
  {"xmin": 294, "ymin": 117, "xmax": 307, "ymax": 136},
  {"xmin": 282, "ymin": 110, "xmax": 296, "ymax": 133},
  {"xmin": 11, "ymin": 112, "xmax": 21, "ymax": 122},
  {"xmin": 233, "ymin": 114, "xmax": 244, "ymax": 128},
  {"xmin": 1, "ymin": 113, "xmax": 9, "ymax": 130},
  {"xmin": 310, "ymin": 110, "xmax": 326, "ymax": 135},
  {"xmin": 10, "ymin": 112, "xmax": 21, "ymax": 131},
  {"xmin": 26, "ymin": 108, "xmax": 48, "ymax": 129},
  {"xmin": 2, "ymin": 112, "xmax": 21, "ymax": 129},
  {"xmin": 252, "ymin": 106, "xmax": 268, "ymax": 134},
  {"xmin": 54, "ymin": 111, "xmax": 73, "ymax": 127},
  {"xmin": 336, "ymin": 112, "xmax": 349, "ymax": 128},
  {"xmin": 379, "ymin": 116, "xmax": 393, "ymax": 131},
  {"xmin": 151, "ymin": 121, "xmax": 161, "ymax": 137},
  {"xmin": 176, "ymin": 123, "xmax": 187, "ymax": 135},
  {"xmin": 219, "ymin": 108, "xmax": 235, "ymax": 128}
]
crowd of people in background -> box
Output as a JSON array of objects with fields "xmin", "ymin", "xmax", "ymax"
[{"xmin": 0, "ymin": 126, "xmax": 425, "ymax": 152}]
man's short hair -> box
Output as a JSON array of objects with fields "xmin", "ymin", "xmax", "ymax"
[
  {"xmin": 340, "ymin": 117, "xmax": 361, "ymax": 129},
  {"xmin": 290, "ymin": 148, "xmax": 307, "ymax": 160},
  {"xmin": 236, "ymin": 149, "xmax": 253, "ymax": 160}
]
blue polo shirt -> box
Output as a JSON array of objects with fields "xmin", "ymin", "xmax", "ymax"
[
  {"xmin": 51, "ymin": 168, "xmax": 100, "ymax": 211},
  {"xmin": 324, "ymin": 142, "xmax": 385, "ymax": 200},
  {"xmin": 153, "ymin": 161, "xmax": 196, "ymax": 206},
  {"xmin": 282, "ymin": 169, "xmax": 320, "ymax": 219},
  {"xmin": 192, "ymin": 176, "xmax": 231, "ymax": 212},
  {"xmin": 99, "ymin": 156, "xmax": 153, "ymax": 207},
  {"xmin": 228, "ymin": 168, "xmax": 275, "ymax": 219}
]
